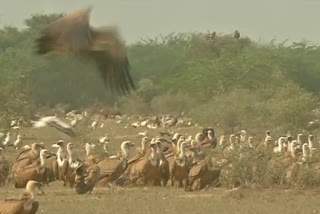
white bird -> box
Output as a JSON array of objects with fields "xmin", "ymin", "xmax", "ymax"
[
  {"xmin": 13, "ymin": 134, "xmax": 22, "ymax": 149},
  {"xmin": 100, "ymin": 123, "xmax": 104, "ymax": 128},
  {"xmin": 32, "ymin": 116, "xmax": 76, "ymax": 137},
  {"xmin": 138, "ymin": 131, "xmax": 148, "ymax": 137},
  {"xmin": 99, "ymin": 134, "xmax": 109, "ymax": 144},
  {"xmin": 147, "ymin": 124, "xmax": 157, "ymax": 129},
  {"xmin": 131, "ymin": 122, "xmax": 140, "ymax": 128},
  {"xmin": 10, "ymin": 120, "xmax": 17, "ymax": 127},
  {"xmin": 91, "ymin": 121, "xmax": 97, "ymax": 130},
  {"xmin": 2, "ymin": 132, "xmax": 11, "ymax": 146},
  {"xmin": 140, "ymin": 120, "xmax": 148, "ymax": 127}
]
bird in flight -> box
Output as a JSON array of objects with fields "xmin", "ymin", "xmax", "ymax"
[{"xmin": 35, "ymin": 6, "xmax": 136, "ymax": 95}]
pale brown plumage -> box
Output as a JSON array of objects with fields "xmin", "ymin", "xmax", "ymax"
[
  {"xmin": 97, "ymin": 141, "xmax": 134, "ymax": 187},
  {"xmin": 117, "ymin": 142, "xmax": 159, "ymax": 186},
  {"xmin": 52, "ymin": 140, "xmax": 69, "ymax": 185},
  {"xmin": 187, "ymin": 160, "xmax": 221, "ymax": 191},
  {"xmin": 63, "ymin": 143, "xmax": 81, "ymax": 188},
  {"xmin": 11, "ymin": 143, "xmax": 43, "ymax": 177},
  {"xmin": 14, "ymin": 150, "xmax": 50, "ymax": 188},
  {"xmin": 0, "ymin": 180, "xmax": 41, "ymax": 214},
  {"xmin": 35, "ymin": 6, "xmax": 135, "ymax": 95},
  {"xmin": 170, "ymin": 142, "xmax": 189, "ymax": 188},
  {"xmin": 127, "ymin": 137, "xmax": 150, "ymax": 164}
]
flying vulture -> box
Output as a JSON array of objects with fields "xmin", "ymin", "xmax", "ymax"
[{"xmin": 35, "ymin": 6, "xmax": 135, "ymax": 95}]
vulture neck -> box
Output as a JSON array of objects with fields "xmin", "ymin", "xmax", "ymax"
[
  {"xmin": 308, "ymin": 138, "xmax": 313, "ymax": 149},
  {"xmin": 176, "ymin": 140, "xmax": 182, "ymax": 154},
  {"xmin": 85, "ymin": 145, "xmax": 92, "ymax": 157},
  {"xmin": 302, "ymin": 144, "xmax": 308, "ymax": 159},
  {"xmin": 141, "ymin": 140, "xmax": 147, "ymax": 153},
  {"xmin": 57, "ymin": 146, "xmax": 67, "ymax": 160},
  {"xmin": 179, "ymin": 144, "xmax": 186, "ymax": 159},
  {"xmin": 67, "ymin": 148, "xmax": 77, "ymax": 164},
  {"xmin": 208, "ymin": 132, "xmax": 214, "ymax": 141},
  {"xmin": 121, "ymin": 145, "xmax": 129, "ymax": 160},
  {"xmin": 40, "ymin": 153, "xmax": 46, "ymax": 167},
  {"xmin": 149, "ymin": 147, "xmax": 157, "ymax": 165},
  {"xmin": 230, "ymin": 139, "xmax": 235, "ymax": 150},
  {"xmin": 219, "ymin": 137, "xmax": 225, "ymax": 147},
  {"xmin": 25, "ymin": 185, "xmax": 36, "ymax": 200},
  {"xmin": 278, "ymin": 139, "xmax": 283, "ymax": 152}
]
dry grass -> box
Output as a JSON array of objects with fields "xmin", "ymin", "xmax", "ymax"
[{"xmin": 1, "ymin": 184, "xmax": 320, "ymax": 214}]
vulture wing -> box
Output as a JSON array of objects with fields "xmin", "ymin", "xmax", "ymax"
[
  {"xmin": 85, "ymin": 27, "xmax": 135, "ymax": 95},
  {"xmin": 36, "ymin": 7, "xmax": 93, "ymax": 55},
  {"xmin": 35, "ymin": 6, "xmax": 135, "ymax": 95}
]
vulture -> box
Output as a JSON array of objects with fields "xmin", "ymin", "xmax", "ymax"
[
  {"xmin": 32, "ymin": 116, "xmax": 76, "ymax": 137},
  {"xmin": 234, "ymin": 30, "xmax": 240, "ymax": 39},
  {"xmin": 35, "ymin": 6, "xmax": 135, "ymax": 95},
  {"xmin": 187, "ymin": 156, "xmax": 221, "ymax": 191},
  {"xmin": 0, "ymin": 180, "xmax": 41, "ymax": 214},
  {"xmin": 97, "ymin": 141, "xmax": 135, "ymax": 187},
  {"xmin": 14, "ymin": 149, "xmax": 50, "ymax": 188},
  {"xmin": 10, "ymin": 143, "xmax": 44, "ymax": 181},
  {"xmin": 116, "ymin": 141, "xmax": 159, "ymax": 186},
  {"xmin": 74, "ymin": 156, "xmax": 100, "ymax": 194}
]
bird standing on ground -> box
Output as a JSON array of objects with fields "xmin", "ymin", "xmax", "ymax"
[
  {"xmin": 0, "ymin": 180, "xmax": 42, "ymax": 214},
  {"xmin": 35, "ymin": 6, "xmax": 135, "ymax": 95},
  {"xmin": 234, "ymin": 30, "xmax": 240, "ymax": 39}
]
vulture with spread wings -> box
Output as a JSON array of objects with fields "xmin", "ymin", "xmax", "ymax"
[{"xmin": 35, "ymin": 6, "xmax": 135, "ymax": 95}]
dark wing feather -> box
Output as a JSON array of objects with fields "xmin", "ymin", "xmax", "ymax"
[
  {"xmin": 36, "ymin": 7, "xmax": 93, "ymax": 55},
  {"xmin": 85, "ymin": 27, "xmax": 136, "ymax": 95}
]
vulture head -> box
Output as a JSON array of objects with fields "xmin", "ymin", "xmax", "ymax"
[
  {"xmin": 52, "ymin": 140, "xmax": 65, "ymax": 148},
  {"xmin": 35, "ymin": 6, "xmax": 135, "ymax": 95}
]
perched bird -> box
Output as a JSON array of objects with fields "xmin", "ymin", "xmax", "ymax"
[
  {"xmin": 13, "ymin": 135, "xmax": 22, "ymax": 150},
  {"xmin": 35, "ymin": 6, "xmax": 135, "ymax": 95},
  {"xmin": 0, "ymin": 180, "xmax": 42, "ymax": 214},
  {"xmin": 2, "ymin": 132, "xmax": 11, "ymax": 147},
  {"xmin": 234, "ymin": 30, "xmax": 240, "ymax": 39}
]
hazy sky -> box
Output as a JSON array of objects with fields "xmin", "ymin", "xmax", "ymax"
[{"xmin": 0, "ymin": 0, "xmax": 319, "ymax": 44}]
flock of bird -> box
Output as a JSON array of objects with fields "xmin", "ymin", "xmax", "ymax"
[
  {"xmin": 0, "ymin": 111, "xmax": 319, "ymax": 214},
  {"xmin": 0, "ymin": 4, "xmax": 313, "ymax": 214}
]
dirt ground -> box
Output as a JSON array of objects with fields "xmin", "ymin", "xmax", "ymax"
[{"xmin": 2, "ymin": 115, "xmax": 320, "ymax": 214}]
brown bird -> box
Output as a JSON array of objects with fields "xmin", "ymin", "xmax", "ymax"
[
  {"xmin": 0, "ymin": 180, "xmax": 42, "ymax": 214},
  {"xmin": 97, "ymin": 141, "xmax": 135, "ymax": 187},
  {"xmin": 74, "ymin": 156, "xmax": 100, "ymax": 194},
  {"xmin": 35, "ymin": 6, "xmax": 135, "ymax": 95},
  {"xmin": 10, "ymin": 143, "xmax": 43, "ymax": 182},
  {"xmin": 14, "ymin": 150, "xmax": 50, "ymax": 188},
  {"xmin": 234, "ymin": 30, "xmax": 240, "ymax": 39}
]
